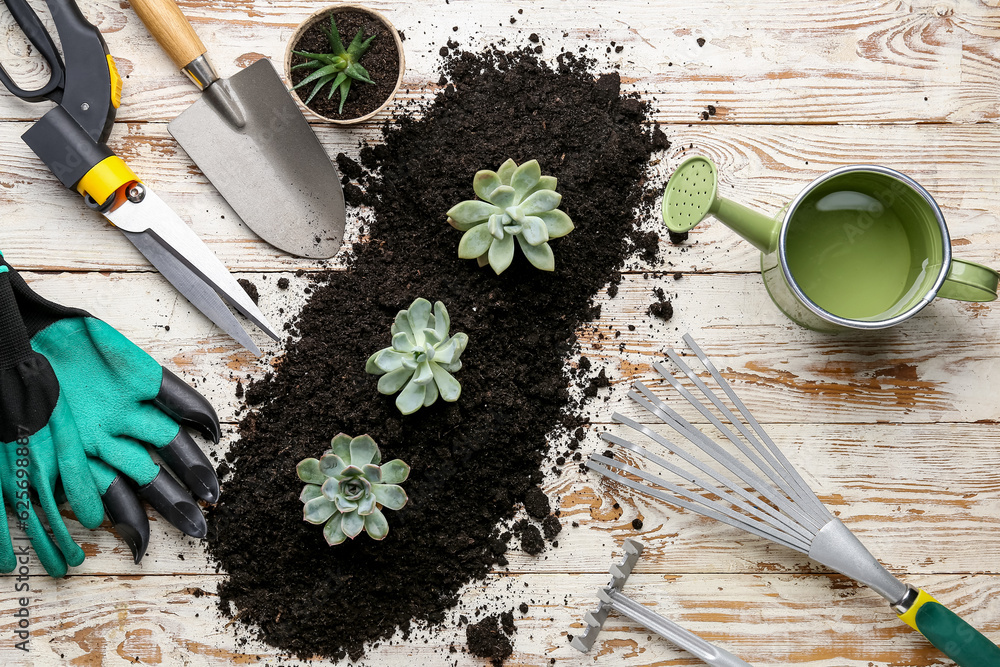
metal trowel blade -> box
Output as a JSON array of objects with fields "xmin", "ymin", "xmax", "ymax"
[{"xmin": 168, "ymin": 58, "xmax": 345, "ymax": 259}]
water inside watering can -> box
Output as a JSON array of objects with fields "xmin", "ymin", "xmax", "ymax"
[{"xmin": 784, "ymin": 188, "xmax": 937, "ymax": 321}]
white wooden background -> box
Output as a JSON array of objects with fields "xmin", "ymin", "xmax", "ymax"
[{"xmin": 1, "ymin": 0, "xmax": 999, "ymax": 665}]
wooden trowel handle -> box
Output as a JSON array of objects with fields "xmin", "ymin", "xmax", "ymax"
[{"xmin": 130, "ymin": 0, "xmax": 207, "ymax": 71}]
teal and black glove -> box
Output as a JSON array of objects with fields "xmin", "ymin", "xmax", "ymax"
[
  {"xmin": 0, "ymin": 254, "xmax": 221, "ymax": 576},
  {"xmin": 0, "ymin": 263, "xmax": 97, "ymax": 577}
]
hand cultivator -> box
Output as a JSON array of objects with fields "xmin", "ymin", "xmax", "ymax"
[
  {"xmin": 588, "ymin": 334, "xmax": 1000, "ymax": 667},
  {"xmin": 573, "ymin": 539, "xmax": 754, "ymax": 667}
]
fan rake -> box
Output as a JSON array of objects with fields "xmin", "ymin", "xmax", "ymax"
[{"xmin": 586, "ymin": 334, "xmax": 1000, "ymax": 667}]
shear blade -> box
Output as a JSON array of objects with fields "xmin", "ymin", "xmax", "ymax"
[
  {"xmin": 102, "ymin": 184, "xmax": 280, "ymax": 348},
  {"xmin": 123, "ymin": 230, "xmax": 262, "ymax": 356}
]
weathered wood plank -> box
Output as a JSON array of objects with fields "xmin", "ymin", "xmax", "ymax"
[
  {"xmin": 14, "ymin": 271, "xmax": 998, "ymax": 426},
  {"xmin": 0, "ymin": 572, "xmax": 996, "ymax": 666},
  {"xmin": 1, "ymin": 0, "xmax": 999, "ymax": 124},
  {"xmin": 1, "ymin": 122, "xmax": 999, "ymax": 273},
  {"xmin": 19, "ymin": 421, "xmax": 1000, "ymax": 577},
  {"xmin": 582, "ymin": 273, "xmax": 1000, "ymax": 425}
]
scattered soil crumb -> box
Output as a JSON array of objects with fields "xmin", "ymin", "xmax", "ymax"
[
  {"xmin": 542, "ymin": 514, "xmax": 562, "ymax": 539},
  {"xmin": 648, "ymin": 297, "xmax": 674, "ymax": 321},
  {"xmin": 467, "ymin": 616, "xmax": 513, "ymax": 666},
  {"xmin": 520, "ymin": 524, "xmax": 544, "ymax": 555},
  {"xmin": 583, "ymin": 368, "xmax": 611, "ymax": 397},
  {"xmin": 500, "ymin": 609, "xmax": 516, "ymax": 635},
  {"xmin": 336, "ymin": 153, "xmax": 364, "ymax": 180},
  {"xmin": 524, "ymin": 486, "xmax": 551, "ymax": 520},
  {"xmin": 237, "ymin": 279, "xmax": 259, "ymax": 305}
]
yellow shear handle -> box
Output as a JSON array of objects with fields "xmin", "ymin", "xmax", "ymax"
[{"xmin": 75, "ymin": 156, "xmax": 138, "ymax": 206}]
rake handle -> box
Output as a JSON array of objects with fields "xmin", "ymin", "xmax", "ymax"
[
  {"xmin": 606, "ymin": 590, "xmax": 754, "ymax": 667},
  {"xmin": 899, "ymin": 589, "xmax": 1000, "ymax": 666}
]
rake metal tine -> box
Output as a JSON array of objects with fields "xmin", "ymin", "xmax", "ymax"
[
  {"xmin": 681, "ymin": 334, "xmax": 834, "ymax": 522},
  {"xmin": 656, "ymin": 354, "xmax": 807, "ymax": 504},
  {"xmin": 593, "ymin": 442, "xmax": 812, "ymax": 552},
  {"xmin": 602, "ymin": 431, "xmax": 809, "ymax": 545},
  {"xmin": 654, "ymin": 350, "xmax": 812, "ymax": 512},
  {"xmin": 609, "ymin": 538, "xmax": 643, "ymax": 589},
  {"xmin": 577, "ymin": 605, "xmax": 612, "ymax": 651},
  {"xmin": 587, "ymin": 456, "xmax": 810, "ymax": 552},
  {"xmin": 607, "ymin": 414, "xmax": 815, "ymax": 545},
  {"xmin": 629, "ymin": 385, "xmax": 824, "ymax": 537}
]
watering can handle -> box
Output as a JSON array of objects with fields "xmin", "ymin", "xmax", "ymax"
[
  {"xmin": 897, "ymin": 589, "xmax": 1000, "ymax": 665},
  {"xmin": 936, "ymin": 259, "xmax": 999, "ymax": 302}
]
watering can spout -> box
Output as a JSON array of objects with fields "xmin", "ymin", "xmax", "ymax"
[
  {"xmin": 712, "ymin": 197, "xmax": 781, "ymax": 253},
  {"xmin": 661, "ymin": 155, "xmax": 780, "ymax": 254}
]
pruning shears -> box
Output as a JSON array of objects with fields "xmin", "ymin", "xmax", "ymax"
[{"xmin": 0, "ymin": 0, "xmax": 279, "ymax": 354}]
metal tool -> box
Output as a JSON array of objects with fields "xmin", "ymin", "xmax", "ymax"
[
  {"xmin": 572, "ymin": 539, "xmax": 754, "ymax": 666},
  {"xmin": 0, "ymin": 0, "xmax": 278, "ymax": 355},
  {"xmin": 588, "ymin": 334, "xmax": 1000, "ymax": 667},
  {"xmin": 129, "ymin": 0, "xmax": 346, "ymax": 259}
]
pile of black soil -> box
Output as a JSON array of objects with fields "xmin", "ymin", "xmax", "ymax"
[
  {"xmin": 207, "ymin": 46, "xmax": 666, "ymax": 662},
  {"xmin": 289, "ymin": 8, "xmax": 400, "ymax": 120}
]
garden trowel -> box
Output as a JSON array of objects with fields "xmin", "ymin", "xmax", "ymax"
[{"xmin": 130, "ymin": 0, "xmax": 345, "ymax": 259}]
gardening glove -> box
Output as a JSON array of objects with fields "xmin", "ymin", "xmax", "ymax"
[
  {"xmin": 0, "ymin": 264, "xmax": 95, "ymax": 577},
  {"xmin": 0, "ymin": 253, "xmax": 221, "ymax": 572}
]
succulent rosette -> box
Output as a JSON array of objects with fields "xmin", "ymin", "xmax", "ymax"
[
  {"xmin": 447, "ymin": 158, "xmax": 574, "ymax": 274},
  {"xmin": 297, "ymin": 433, "xmax": 409, "ymax": 545},
  {"xmin": 366, "ymin": 298, "xmax": 468, "ymax": 415}
]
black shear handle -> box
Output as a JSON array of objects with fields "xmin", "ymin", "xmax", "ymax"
[
  {"xmin": 0, "ymin": 0, "xmax": 65, "ymax": 102},
  {"xmin": 1, "ymin": 0, "xmax": 117, "ymax": 143}
]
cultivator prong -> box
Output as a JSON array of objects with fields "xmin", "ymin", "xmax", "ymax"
[
  {"xmin": 572, "ymin": 539, "xmax": 754, "ymax": 666},
  {"xmin": 570, "ymin": 538, "xmax": 642, "ymax": 652}
]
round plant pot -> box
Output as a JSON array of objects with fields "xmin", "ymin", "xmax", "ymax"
[{"xmin": 285, "ymin": 3, "xmax": 404, "ymax": 125}]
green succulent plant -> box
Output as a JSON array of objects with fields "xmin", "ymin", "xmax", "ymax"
[
  {"xmin": 291, "ymin": 15, "xmax": 376, "ymax": 112},
  {"xmin": 366, "ymin": 298, "xmax": 468, "ymax": 415},
  {"xmin": 297, "ymin": 433, "xmax": 409, "ymax": 545},
  {"xmin": 447, "ymin": 159, "xmax": 574, "ymax": 274}
]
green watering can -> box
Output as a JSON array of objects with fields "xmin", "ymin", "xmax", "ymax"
[{"xmin": 662, "ymin": 156, "xmax": 999, "ymax": 332}]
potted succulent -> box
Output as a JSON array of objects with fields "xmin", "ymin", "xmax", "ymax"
[{"xmin": 285, "ymin": 4, "xmax": 405, "ymax": 124}]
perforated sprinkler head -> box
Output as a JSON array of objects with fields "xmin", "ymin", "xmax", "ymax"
[{"xmin": 661, "ymin": 155, "xmax": 720, "ymax": 233}]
